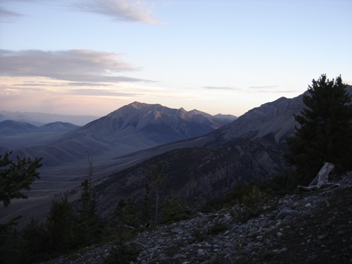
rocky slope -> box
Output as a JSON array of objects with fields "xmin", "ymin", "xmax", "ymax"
[
  {"xmin": 207, "ymin": 85, "xmax": 352, "ymax": 147},
  {"xmin": 41, "ymin": 172, "xmax": 352, "ymax": 264},
  {"xmin": 96, "ymin": 136, "xmax": 290, "ymax": 219},
  {"xmin": 205, "ymin": 94, "xmax": 305, "ymax": 147}
]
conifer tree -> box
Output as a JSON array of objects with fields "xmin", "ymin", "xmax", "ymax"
[
  {"xmin": 0, "ymin": 152, "xmax": 42, "ymax": 207},
  {"xmin": 149, "ymin": 164, "xmax": 167, "ymax": 224},
  {"xmin": 114, "ymin": 198, "xmax": 139, "ymax": 229},
  {"xmin": 286, "ymin": 74, "xmax": 352, "ymax": 183},
  {"xmin": 46, "ymin": 196, "xmax": 78, "ymax": 252},
  {"xmin": 113, "ymin": 198, "xmax": 139, "ymax": 240},
  {"xmin": 160, "ymin": 191, "xmax": 189, "ymax": 224},
  {"xmin": 0, "ymin": 152, "xmax": 42, "ymax": 263},
  {"xmin": 20, "ymin": 218, "xmax": 49, "ymax": 263},
  {"xmin": 78, "ymin": 179, "xmax": 101, "ymax": 244},
  {"xmin": 141, "ymin": 183, "xmax": 152, "ymax": 225},
  {"xmin": 77, "ymin": 155, "xmax": 101, "ymax": 244}
]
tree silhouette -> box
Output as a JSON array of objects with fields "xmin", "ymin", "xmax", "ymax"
[
  {"xmin": 77, "ymin": 155, "xmax": 101, "ymax": 244},
  {"xmin": 149, "ymin": 164, "xmax": 167, "ymax": 224},
  {"xmin": 0, "ymin": 152, "xmax": 42, "ymax": 207},
  {"xmin": 286, "ymin": 74, "xmax": 352, "ymax": 183}
]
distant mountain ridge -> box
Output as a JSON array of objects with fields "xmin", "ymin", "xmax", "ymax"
[
  {"xmin": 0, "ymin": 120, "xmax": 79, "ymax": 149},
  {"xmin": 2, "ymin": 102, "xmax": 235, "ymax": 166},
  {"xmin": 0, "ymin": 120, "xmax": 78, "ymax": 135},
  {"xmin": 0, "ymin": 110, "xmax": 98, "ymax": 126},
  {"xmin": 0, "ymin": 120, "xmax": 37, "ymax": 135}
]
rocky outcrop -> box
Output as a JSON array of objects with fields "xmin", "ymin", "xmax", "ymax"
[{"xmin": 41, "ymin": 172, "xmax": 352, "ymax": 264}]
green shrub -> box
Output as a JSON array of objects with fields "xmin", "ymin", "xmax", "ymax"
[
  {"xmin": 160, "ymin": 195, "xmax": 190, "ymax": 224},
  {"xmin": 104, "ymin": 242, "xmax": 141, "ymax": 264}
]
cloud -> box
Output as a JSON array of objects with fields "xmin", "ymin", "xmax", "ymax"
[
  {"xmin": 247, "ymin": 85, "xmax": 300, "ymax": 94},
  {"xmin": 0, "ymin": 7, "xmax": 23, "ymax": 22},
  {"xmin": 248, "ymin": 85, "xmax": 278, "ymax": 89},
  {"xmin": 69, "ymin": 88, "xmax": 139, "ymax": 97},
  {"xmin": 1, "ymin": 0, "xmax": 157, "ymax": 24},
  {"xmin": 274, "ymin": 90, "xmax": 301, "ymax": 94},
  {"xmin": 0, "ymin": 49, "xmax": 154, "ymax": 83},
  {"xmin": 14, "ymin": 82, "xmax": 112, "ymax": 87},
  {"xmin": 204, "ymin": 86, "xmax": 239, "ymax": 91},
  {"xmin": 1, "ymin": 84, "xmax": 139, "ymax": 98},
  {"xmin": 67, "ymin": 82, "xmax": 111, "ymax": 87},
  {"xmin": 72, "ymin": 0, "xmax": 157, "ymax": 24}
]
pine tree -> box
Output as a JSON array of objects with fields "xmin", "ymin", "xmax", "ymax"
[
  {"xmin": 78, "ymin": 179, "xmax": 101, "ymax": 244},
  {"xmin": 141, "ymin": 183, "xmax": 152, "ymax": 225},
  {"xmin": 113, "ymin": 198, "xmax": 139, "ymax": 241},
  {"xmin": 46, "ymin": 196, "xmax": 78, "ymax": 252},
  {"xmin": 20, "ymin": 218, "xmax": 49, "ymax": 263},
  {"xmin": 149, "ymin": 163, "xmax": 167, "ymax": 224},
  {"xmin": 0, "ymin": 152, "xmax": 42, "ymax": 207},
  {"xmin": 0, "ymin": 152, "xmax": 42, "ymax": 263},
  {"xmin": 286, "ymin": 74, "xmax": 352, "ymax": 183},
  {"xmin": 160, "ymin": 191, "xmax": 189, "ymax": 224},
  {"xmin": 76, "ymin": 155, "xmax": 101, "ymax": 244}
]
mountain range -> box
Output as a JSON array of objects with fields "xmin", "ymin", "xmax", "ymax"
[
  {"xmin": 1, "ymin": 102, "xmax": 236, "ymax": 167},
  {"xmin": 0, "ymin": 110, "xmax": 98, "ymax": 126},
  {"xmin": 1, "ymin": 86, "xmax": 351, "ymax": 225},
  {"xmin": 95, "ymin": 86, "xmax": 352, "ymax": 218},
  {"xmin": 0, "ymin": 121, "xmax": 79, "ymax": 149}
]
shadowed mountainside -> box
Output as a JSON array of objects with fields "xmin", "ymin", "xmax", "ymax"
[{"xmin": 96, "ymin": 135, "xmax": 290, "ymax": 219}]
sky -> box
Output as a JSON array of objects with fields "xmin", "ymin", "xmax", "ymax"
[{"xmin": 1, "ymin": 0, "xmax": 352, "ymax": 118}]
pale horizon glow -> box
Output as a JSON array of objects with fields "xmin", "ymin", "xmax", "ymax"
[{"xmin": 1, "ymin": 0, "xmax": 352, "ymax": 117}]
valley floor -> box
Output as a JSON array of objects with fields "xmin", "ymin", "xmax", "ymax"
[{"xmin": 42, "ymin": 173, "xmax": 352, "ymax": 264}]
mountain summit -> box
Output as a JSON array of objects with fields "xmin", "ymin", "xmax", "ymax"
[{"xmin": 80, "ymin": 101, "xmax": 232, "ymax": 145}]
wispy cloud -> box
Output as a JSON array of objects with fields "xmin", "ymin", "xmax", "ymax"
[
  {"xmin": 73, "ymin": 0, "xmax": 157, "ymax": 24},
  {"xmin": 0, "ymin": 49, "xmax": 154, "ymax": 83},
  {"xmin": 69, "ymin": 88, "xmax": 139, "ymax": 97},
  {"xmin": 0, "ymin": 7, "xmax": 23, "ymax": 22},
  {"xmin": 248, "ymin": 85, "xmax": 278, "ymax": 89},
  {"xmin": 203, "ymin": 86, "xmax": 240, "ymax": 91},
  {"xmin": 1, "ymin": 83, "xmax": 139, "ymax": 98},
  {"xmin": 274, "ymin": 90, "xmax": 302, "ymax": 94},
  {"xmin": 1, "ymin": 0, "xmax": 157, "ymax": 24},
  {"xmin": 67, "ymin": 82, "xmax": 111, "ymax": 87},
  {"xmin": 14, "ymin": 82, "xmax": 112, "ymax": 87},
  {"xmin": 248, "ymin": 85, "xmax": 300, "ymax": 94}
]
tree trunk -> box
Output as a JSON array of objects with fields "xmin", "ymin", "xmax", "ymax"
[{"xmin": 298, "ymin": 162, "xmax": 335, "ymax": 191}]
